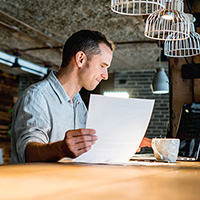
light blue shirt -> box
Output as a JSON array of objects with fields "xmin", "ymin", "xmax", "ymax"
[{"xmin": 11, "ymin": 71, "xmax": 87, "ymax": 163}]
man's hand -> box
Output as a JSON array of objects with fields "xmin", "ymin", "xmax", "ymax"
[
  {"xmin": 25, "ymin": 128, "xmax": 97, "ymax": 162},
  {"xmin": 63, "ymin": 128, "xmax": 98, "ymax": 158},
  {"xmin": 136, "ymin": 137, "xmax": 152, "ymax": 152}
]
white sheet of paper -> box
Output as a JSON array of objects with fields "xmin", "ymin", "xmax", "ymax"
[{"xmin": 73, "ymin": 94, "xmax": 155, "ymax": 164}]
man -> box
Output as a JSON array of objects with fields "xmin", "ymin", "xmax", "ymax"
[{"xmin": 11, "ymin": 30, "xmax": 151, "ymax": 163}]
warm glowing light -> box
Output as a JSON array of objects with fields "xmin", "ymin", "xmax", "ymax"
[
  {"xmin": 103, "ymin": 91, "xmax": 129, "ymax": 98},
  {"xmin": 162, "ymin": 14, "xmax": 174, "ymax": 20}
]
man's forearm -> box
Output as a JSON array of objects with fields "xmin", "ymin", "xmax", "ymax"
[
  {"xmin": 25, "ymin": 128, "xmax": 97, "ymax": 162},
  {"xmin": 25, "ymin": 140, "xmax": 70, "ymax": 162}
]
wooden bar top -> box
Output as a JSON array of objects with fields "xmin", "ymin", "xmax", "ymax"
[{"xmin": 0, "ymin": 161, "xmax": 200, "ymax": 200}]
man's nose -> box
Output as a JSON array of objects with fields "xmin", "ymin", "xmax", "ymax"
[{"xmin": 101, "ymin": 68, "xmax": 108, "ymax": 80}]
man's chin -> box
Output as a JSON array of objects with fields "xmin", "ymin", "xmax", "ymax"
[{"xmin": 84, "ymin": 85, "xmax": 98, "ymax": 91}]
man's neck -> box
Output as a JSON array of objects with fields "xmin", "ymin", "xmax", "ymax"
[{"xmin": 56, "ymin": 66, "xmax": 81, "ymax": 100}]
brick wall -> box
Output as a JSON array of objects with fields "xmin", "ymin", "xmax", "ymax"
[
  {"xmin": 114, "ymin": 70, "xmax": 169, "ymax": 153},
  {"xmin": 18, "ymin": 74, "xmax": 43, "ymax": 96},
  {"xmin": 0, "ymin": 73, "xmax": 41, "ymax": 164},
  {"xmin": 0, "ymin": 71, "xmax": 18, "ymax": 164}
]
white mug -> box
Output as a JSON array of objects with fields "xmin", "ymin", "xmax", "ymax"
[{"xmin": 152, "ymin": 138, "xmax": 180, "ymax": 163}]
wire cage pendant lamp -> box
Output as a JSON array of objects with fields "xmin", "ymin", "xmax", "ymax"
[
  {"xmin": 111, "ymin": 0, "xmax": 165, "ymax": 16},
  {"xmin": 144, "ymin": 0, "xmax": 190, "ymax": 41},
  {"xmin": 164, "ymin": 14, "xmax": 200, "ymax": 57}
]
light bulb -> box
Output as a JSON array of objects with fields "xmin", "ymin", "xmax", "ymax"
[{"xmin": 162, "ymin": 11, "xmax": 174, "ymax": 20}]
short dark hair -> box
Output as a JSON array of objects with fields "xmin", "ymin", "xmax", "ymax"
[{"xmin": 61, "ymin": 30, "xmax": 115, "ymax": 67}]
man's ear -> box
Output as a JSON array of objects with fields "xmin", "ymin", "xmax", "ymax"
[{"xmin": 75, "ymin": 51, "xmax": 87, "ymax": 68}]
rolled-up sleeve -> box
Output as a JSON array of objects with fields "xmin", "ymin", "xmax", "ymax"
[
  {"xmin": 11, "ymin": 71, "xmax": 87, "ymax": 164},
  {"xmin": 13, "ymin": 90, "xmax": 51, "ymax": 163}
]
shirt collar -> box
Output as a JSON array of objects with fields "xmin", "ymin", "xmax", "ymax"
[
  {"xmin": 73, "ymin": 93, "xmax": 82, "ymax": 104},
  {"xmin": 46, "ymin": 71, "xmax": 82, "ymax": 104}
]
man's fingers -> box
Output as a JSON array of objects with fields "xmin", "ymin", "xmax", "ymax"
[
  {"xmin": 70, "ymin": 141, "xmax": 95, "ymax": 152},
  {"xmin": 143, "ymin": 137, "xmax": 152, "ymax": 147},
  {"xmin": 139, "ymin": 137, "xmax": 152, "ymax": 148},
  {"xmin": 67, "ymin": 135, "xmax": 97, "ymax": 145},
  {"xmin": 73, "ymin": 146, "xmax": 92, "ymax": 157},
  {"xmin": 68, "ymin": 141, "xmax": 95, "ymax": 158},
  {"xmin": 63, "ymin": 128, "xmax": 98, "ymax": 158},
  {"xmin": 66, "ymin": 129, "xmax": 96, "ymax": 138},
  {"xmin": 136, "ymin": 147, "xmax": 141, "ymax": 153}
]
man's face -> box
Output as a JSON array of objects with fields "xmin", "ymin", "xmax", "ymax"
[{"xmin": 79, "ymin": 43, "xmax": 113, "ymax": 91}]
